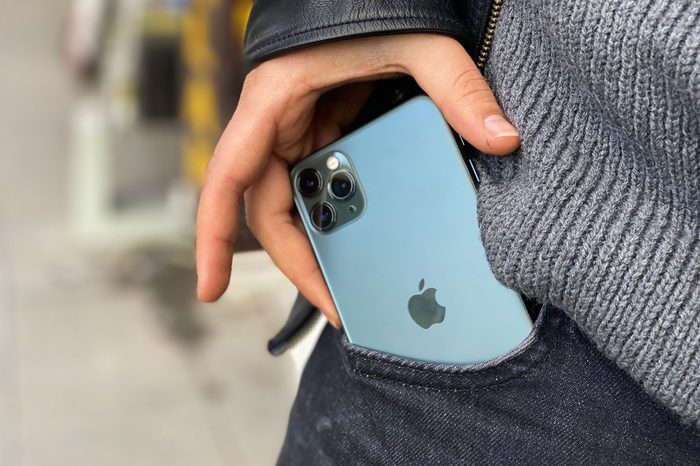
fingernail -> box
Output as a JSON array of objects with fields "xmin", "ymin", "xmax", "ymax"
[
  {"xmin": 328, "ymin": 314, "xmax": 341, "ymax": 329},
  {"xmin": 484, "ymin": 114, "xmax": 519, "ymax": 138},
  {"xmin": 323, "ymin": 310, "xmax": 341, "ymax": 329}
]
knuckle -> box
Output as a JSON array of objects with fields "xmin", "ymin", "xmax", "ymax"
[
  {"xmin": 203, "ymin": 154, "xmax": 248, "ymax": 200},
  {"xmin": 445, "ymin": 67, "xmax": 495, "ymax": 108},
  {"xmin": 220, "ymin": 170, "xmax": 248, "ymax": 197},
  {"xmin": 245, "ymin": 60, "xmax": 278, "ymax": 86},
  {"xmin": 243, "ymin": 58, "xmax": 308, "ymax": 108},
  {"xmin": 244, "ymin": 62, "xmax": 285, "ymax": 95},
  {"xmin": 256, "ymin": 55, "xmax": 306, "ymax": 82},
  {"xmin": 242, "ymin": 67, "xmax": 264, "ymax": 94}
]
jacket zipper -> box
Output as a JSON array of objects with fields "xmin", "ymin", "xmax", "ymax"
[{"xmin": 475, "ymin": 0, "xmax": 503, "ymax": 70}]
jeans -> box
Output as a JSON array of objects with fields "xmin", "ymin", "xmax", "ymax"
[{"xmin": 277, "ymin": 306, "xmax": 700, "ymax": 465}]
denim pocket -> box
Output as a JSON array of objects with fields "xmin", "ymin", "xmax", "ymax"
[
  {"xmin": 280, "ymin": 305, "xmax": 700, "ymax": 465},
  {"xmin": 342, "ymin": 304, "xmax": 553, "ymax": 391}
]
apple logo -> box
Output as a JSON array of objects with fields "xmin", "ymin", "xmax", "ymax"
[{"xmin": 408, "ymin": 278, "xmax": 446, "ymax": 329}]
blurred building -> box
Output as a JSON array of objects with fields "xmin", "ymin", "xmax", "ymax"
[{"xmin": 0, "ymin": 1, "xmax": 317, "ymax": 465}]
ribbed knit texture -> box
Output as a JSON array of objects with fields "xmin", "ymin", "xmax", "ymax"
[{"xmin": 478, "ymin": 0, "xmax": 700, "ymax": 425}]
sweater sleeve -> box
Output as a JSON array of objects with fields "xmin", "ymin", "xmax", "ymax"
[{"xmin": 243, "ymin": 0, "xmax": 491, "ymax": 63}]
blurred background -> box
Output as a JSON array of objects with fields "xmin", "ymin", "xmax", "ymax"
[{"xmin": 1, "ymin": 1, "xmax": 323, "ymax": 464}]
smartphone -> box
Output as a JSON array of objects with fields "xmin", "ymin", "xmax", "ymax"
[{"xmin": 290, "ymin": 96, "xmax": 532, "ymax": 364}]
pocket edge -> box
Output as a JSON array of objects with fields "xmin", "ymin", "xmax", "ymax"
[{"xmin": 342, "ymin": 304, "xmax": 557, "ymax": 391}]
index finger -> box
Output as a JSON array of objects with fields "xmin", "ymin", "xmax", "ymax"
[{"xmin": 196, "ymin": 96, "xmax": 277, "ymax": 302}]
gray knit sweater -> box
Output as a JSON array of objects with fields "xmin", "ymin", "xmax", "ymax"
[{"xmin": 479, "ymin": 0, "xmax": 700, "ymax": 425}]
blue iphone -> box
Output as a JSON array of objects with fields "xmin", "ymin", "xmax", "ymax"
[{"xmin": 290, "ymin": 96, "xmax": 532, "ymax": 364}]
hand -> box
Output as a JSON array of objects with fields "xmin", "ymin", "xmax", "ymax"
[{"xmin": 196, "ymin": 34, "xmax": 520, "ymax": 328}]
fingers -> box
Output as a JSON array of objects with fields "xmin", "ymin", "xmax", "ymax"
[
  {"xmin": 195, "ymin": 43, "xmax": 380, "ymax": 305},
  {"xmin": 195, "ymin": 96, "xmax": 277, "ymax": 302},
  {"xmin": 303, "ymin": 34, "xmax": 519, "ymax": 155},
  {"xmin": 244, "ymin": 156, "xmax": 340, "ymax": 327},
  {"xmin": 395, "ymin": 35, "xmax": 520, "ymax": 156},
  {"xmin": 196, "ymin": 34, "xmax": 517, "ymax": 310}
]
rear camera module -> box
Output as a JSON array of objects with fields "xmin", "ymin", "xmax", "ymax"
[
  {"xmin": 310, "ymin": 202, "xmax": 336, "ymax": 232},
  {"xmin": 329, "ymin": 171, "xmax": 355, "ymax": 200},
  {"xmin": 297, "ymin": 168, "xmax": 322, "ymax": 197}
]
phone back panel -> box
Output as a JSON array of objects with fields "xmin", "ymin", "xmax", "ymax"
[{"xmin": 291, "ymin": 96, "xmax": 532, "ymax": 364}]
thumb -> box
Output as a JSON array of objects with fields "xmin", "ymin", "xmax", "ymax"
[{"xmin": 396, "ymin": 35, "xmax": 520, "ymax": 156}]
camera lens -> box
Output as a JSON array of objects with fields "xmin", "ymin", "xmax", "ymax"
[
  {"xmin": 310, "ymin": 202, "xmax": 336, "ymax": 232},
  {"xmin": 330, "ymin": 171, "xmax": 355, "ymax": 200},
  {"xmin": 297, "ymin": 169, "xmax": 322, "ymax": 197}
]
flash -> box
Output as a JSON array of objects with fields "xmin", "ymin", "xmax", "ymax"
[{"xmin": 326, "ymin": 155, "xmax": 340, "ymax": 171}]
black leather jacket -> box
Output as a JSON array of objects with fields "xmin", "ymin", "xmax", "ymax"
[{"xmin": 244, "ymin": 0, "xmax": 495, "ymax": 66}]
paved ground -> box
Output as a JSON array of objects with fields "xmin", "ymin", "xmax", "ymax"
[{"xmin": 0, "ymin": 2, "xmax": 307, "ymax": 465}]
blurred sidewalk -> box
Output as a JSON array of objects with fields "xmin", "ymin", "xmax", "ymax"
[{"xmin": 0, "ymin": 2, "xmax": 303, "ymax": 465}]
